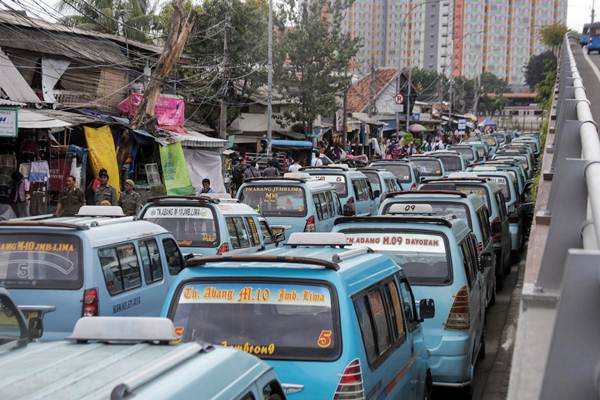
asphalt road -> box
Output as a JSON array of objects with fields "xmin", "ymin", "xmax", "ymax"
[{"xmin": 432, "ymin": 252, "xmax": 524, "ymax": 400}]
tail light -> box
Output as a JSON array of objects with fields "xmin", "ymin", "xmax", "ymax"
[
  {"xmin": 216, "ymin": 243, "xmax": 230, "ymax": 255},
  {"xmin": 491, "ymin": 217, "xmax": 502, "ymax": 241},
  {"xmin": 82, "ymin": 288, "xmax": 99, "ymax": 317},
  {"xmin": 445, "ymin": 285, "xmax": 470, "ymax": 330},
  {"xmin": 410, "ymin": 183, "xmax": 417, "ymax": 191},
  {"xmin": 333, "ymin": 359, "xmax": 365, "ymax": 400},
  {"xmin": 304, "ymin": 215, "xmax": 316, "ymax": 232}
]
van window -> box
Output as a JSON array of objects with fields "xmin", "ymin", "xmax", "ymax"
[
  {"xmin": 325, "ymin": 191, "xmax": 337, "ymax": 217},
  {"xmin": 385, "ymin": 177, "xmax": 400, "ymax": 192},
  {"xmin": 496, "ymin": 192, "xmax": 508, "ymax": 219},
  {"xmin": 371, "ymin": 163, "xmax": 412, "ymax": 182},
  {"xmin": 171, "ymin": 281, "xmax": 340, "ymax": 360},
  {"xmin": 367, "ymin": 290, "xmax": 392, "ymax": 355},
  {"xmin": 0, "ymin": 233, "xmax": 83, "ymax": 289},
  {"xmin": 354, "ymin": 296, "xmax": 378, "ymax": 362},
  {"xmin": 458, "ymin": 240, "xmax": 476, "ymax": 287},
  {"xmin": 141, "ymin": 206, "xmax": 218, "ymax": 248},
  {"xmin": 352, "ymin": 178, "xmax": 370, "ymax": 201},
  {"xmin": 483, "ymin": 176, "xmax": 511, "ymax": 200},
  {"xmin": 411, "ymin": 159, "xmax": 442, "ymax": 176},
  {"xmin": 245, "ymin": 217, "xmax": 260, "ymax": 247},
  {"xmin": 363, "ymin": 172, "xmax": 381, "ymax": 194},
  {"xmin": 227, "ymin": 217, "xmax": 251, "ymax": 249},
  {"xmin": 449, "ymin": 147, "xmax": 474, "ymax": 161},
  {"xmin": 163, "ymin": 238, "xmax": 184, "ymax": 275},
  {"xmin": 477, "ymin": 208, "xmax": 491, "ymax": 244},
  {"xmin": 346, "ymin": 231, "xmax": 452, "ymax": 286},
  {"xmin": 139, "ymin": 239, "xmax": 163, "ymax": 284},
  {"xmin": 99, "ymin": 243, "xmax": 142, "ymax": 295},
  {"xmin": 398, "ymin": 279, "xmax": 419, "ymax": 331},
  {"xmin": 313, "ymin": 193, "xmax": 324, "ymax": 220},
  {"xmin": 439, "ymin": 155, "xmax": 462, "ymax": 172},
  {"xmin": 240, "ymin": 393, "xmax": 255, "ymax": 400},
  {"xmin": 383, "ymin": 280, "xmax": 406, "ymax": 341},
  {"xmin": 311, "ymin": 174, "xmax": 347, "ymax": 197},
  {"xmin": 239, "ymin": 186, "xmax": 307, "ymax": 217}
]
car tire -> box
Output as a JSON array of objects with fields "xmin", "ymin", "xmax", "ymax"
[{"xmin": 423, "ymin": 371, "xmax": 433, "ymax": 400}]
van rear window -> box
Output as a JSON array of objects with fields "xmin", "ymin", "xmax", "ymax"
[
  {"xmin": 411, "ymin": 160, "xmax": 442, "ymax": 176},
  {"xmin": 142, "ymin": 206, "xmax": 218, "ymax": 248},
  {"xmin": 450, "ymin": 147, "xmax": 474, "ymax": 161},
  {"xmin": 311, "ymin": 175, "xmax": 347, "ymax": 197},
  {"xmin": 170, "ymin": 281, "xmax": 339, "ymax": 360},
  {"xmin": 239, "ymin": 186, "xmax": 307, "ymax": 216},
  {"xmin": 481, "ymin": 176, "xmax": 510, "ymax": 200},
  {"xmin": 0, "ymin": 234, "xmax": 82, "ymax": 289},
  {"xmin": 382, "ymin": 201, "xmax": 471, "ymax": 229},
  {"xmin": 438, "ymin": 156, "xmax": 462, "ymax": 172},
  {"xmin": 346, "ymin": 232, "xmax": 452, "ymax": 285},
  {"xmin": 371, "ymin": 164, "xmax": 411, "ymax": 182}
]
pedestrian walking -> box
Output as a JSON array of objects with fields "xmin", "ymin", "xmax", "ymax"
[
  {"xmin": 263, "ymin": 160, "xmax": 280, "ymax": 177},
  {"xmin": 244, "ymin": 159, "xmax": 261, "ymax": 179},
  {"xmin": 10, "ymin": 171, "xmax": 30, "ymax": 217},
  {"xmin": 311, "ymin": 149, "xmax": 323, "ymax": 167},
  {"xmin": 119, "ymin": 179, "xmax": 142, "ymax": 216},
  {"xmin": 56, "ymin": 175, "xmax": 85, "ymax": 216},
  {"xmin": 94, "ymin": 169, "xmax": 117, "ymax": 206},
  {"xmin": 288, "ymin": 159, "xmax": 302, "ymax": 172}
]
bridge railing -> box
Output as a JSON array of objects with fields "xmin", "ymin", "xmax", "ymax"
[{"xmin": 508, "ymin": 34, "xmax": 600, "ymax": 400}]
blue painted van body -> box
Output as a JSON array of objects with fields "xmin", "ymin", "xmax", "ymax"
[
  {"xmin": 161, "ymin": 238, "xmax": 433, "ymax": 399},
  {"xmin": 0, "ymin": 217, "xmax": 183, "ymax": 340},
  {"xmin": 237, "ymin": 177, "xmax": 341, "ymax": 240},
  {"xmin": 333, "ymin": 216, "xmax": 486, "ymax": 388},
  {"xmin": 587, "ymin": 23, "xmax": 600, "ymax": 53}
]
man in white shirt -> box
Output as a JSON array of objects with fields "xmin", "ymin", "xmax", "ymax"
[
  {"xmin": 311, "ymin": 149, "xmax": 323, "ymax": 167},
  {"xmin": 288, "ymin": 159, "xmax": 302, "ymax": 172}
]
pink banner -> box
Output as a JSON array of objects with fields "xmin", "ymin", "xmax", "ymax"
[{"xmin": 118, "ymin": 93, "xmax": 185, "ymax": 128}]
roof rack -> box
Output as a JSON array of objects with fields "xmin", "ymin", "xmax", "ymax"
[
  {"xmin": 332, "ymin": 247, "xmax": 373, "ymax": 262},
  {"xmin": 87, "ymin": 216, "xmax": 135, "ymax": 227},
  {"xmin": 111, "ymin": 342, "xmax": 212, "ymax": 400},
  {"xmin": 243, "ymin": 177, "xmax": 307, "ymax": 183},
  {"xmin": 67, "ymin": 317, "xmax": 179, "ymax": 343},
  {"xmin": 148, "ymin": 195, "xmax": 219, "ymax": 204},
  {"xmin": 187, "ymin": 255, "xmax": 340, "ymax": 271},
  {"xmin": 381, "ymin": 190, "xmax": 467, "ymax": 201},
  {"xmin": 300, "ymin": 166, "xmax": 348, "ymax": 171},
  {"xmin": 334, "ymin": 215, "xmax": 453, "ymax": 228},
  {"xmin": 0, "ymin": 221, "xmax": 90, "ymax": 230},
  {"xmin": 288, "ymin": 232, "xmax": 347, "ymax": 247}
]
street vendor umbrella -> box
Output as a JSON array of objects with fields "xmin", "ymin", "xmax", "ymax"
[{"xmin": 409, "ymin": 123, "xmax": 427, "ymax": 133}]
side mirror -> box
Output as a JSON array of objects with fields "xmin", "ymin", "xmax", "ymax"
[
  {"xmin": 184, "ymin": 253, "xmax": 195, "ymax": 261},
  {"xmin": 18, "ymin": 305, "xmax": 55, "ymax": 340},
  {"xmin": 274, "ymin": 232, "xmax": 285, "ymax": 244},
  {"xmin": 0, "ymin": 289, "xmax": 28, "ymax": 344},
  {"xmin": 418, "ymin": 298, "xmax": 435, "ymax": 320}
]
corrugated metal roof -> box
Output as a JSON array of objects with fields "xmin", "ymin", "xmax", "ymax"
[{"xmin": 0, "ymin": 11, "xmax": 162, "ymax": 56}]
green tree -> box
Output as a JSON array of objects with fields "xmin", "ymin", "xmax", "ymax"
[
  {"xmin": 275, "ymin": 0, "xmax": 361, "ymax": 133},
  {"xmin": 159, "ymin": 0, "xmax": 268, "ymax": 127},
  {"xmin": 525, "ymin": 51, "xmax": 557, "ymax": 90},
  {"xmin": 58, "ymin": 0, "xmax": 159, "ymax": 42},
  {"xmin": 410, "ymin": 68, "xmax": 447, "ymax": 102},
  {"xmin": 540, "ymin": 23, "xmax": 569, "ymax": 56}
]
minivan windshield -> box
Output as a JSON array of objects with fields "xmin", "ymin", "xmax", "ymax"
[
  {"xmin": 370, "ymin": 163, "xmax": 412, "ymax": 182},
  {"xmin": 0, "ymin": 233, "xmax": 82, "ymax": 289},
  {"xmin": 142, "ymin": 206, "xmax": 219, "ymax": 248},
  {"xmin": 239, "ymin": 185, "xmax": 307, "ymax": 216},
  {"xmin": 170, "ymin": 280, "xmax": 339, "ymax": 360},
  {"xmin": 346, "ymin": 232, "xmax": 452, "ymax": 285}
]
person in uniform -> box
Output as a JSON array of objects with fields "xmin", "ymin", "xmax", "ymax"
[
  {"xmin": 119, "ymin": 179, "xmax": 142, "ymax": 215},
  {"xmin": 56, "ymin": 175, "xmax": 85, "ymax": 216},
  {"xmin": 94, "ymin": 168, "xmax": 117, "ymax": 206}
]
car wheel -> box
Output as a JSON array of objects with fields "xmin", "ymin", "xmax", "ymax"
[{"xmin": 423, "ymin": 371, "xmax": 433, "ymax": 400}]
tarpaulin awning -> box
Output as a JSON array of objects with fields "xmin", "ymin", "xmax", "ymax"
[
  {"xmin": 271, "ymin": 139, "xmax": 313, "ymax": 149},
  {"xmin": 175, "ymin": 130, "xmax": 227, "ymax": 149},
  {"xmin": 19, "ymin": 109, "xmax": 71, "ymax": 129}
]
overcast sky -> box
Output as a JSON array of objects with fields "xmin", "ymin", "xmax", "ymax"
[{"xmin": 569, "ymin": 0, "xmax": 596, "ymax": 31}]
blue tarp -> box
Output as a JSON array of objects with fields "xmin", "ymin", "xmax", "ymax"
[{"xmin": 271, "ymin": 139, "xmax": 313, "ymax": 149}]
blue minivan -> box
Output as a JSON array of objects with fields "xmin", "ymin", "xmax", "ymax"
[
  {"xmin": 587, "ymin": 22, "xmax": 600, "ymax": 53},
  {"xmin": 162, "ymin": 232, "xmax": 435, "ymax": 399},
  {"xmin": 334, "ymin": 216, "xmax": 486, "ymax": 394},
  {"xmin": 582, "ymin": 23, "xmax": 591, "ymax": 47},
  {"xmin": 300, "ymin": 166, "xmax": 374, "ymax": 216},
  {"xmin": 369, "ymin": 160, "xmax": 421, "ymax": 191},
  {"xmin": 0, "ymin": 208, "xmax": 184, "ymax": 340},
  {"xmin": 237, "ymin": 175, "xmax": 341, "ymax": 240}
]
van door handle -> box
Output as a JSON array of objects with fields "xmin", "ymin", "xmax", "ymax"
[{"xmin": 282, "ymin": 384, "xmax": 304, "ymax": 394}]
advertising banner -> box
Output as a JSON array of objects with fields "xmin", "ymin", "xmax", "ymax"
[
  {"xmin": 159, "ymin": 142, "xmax": 194, "ymax": 195},
  {"xmin": 0, "ymin": 108, "xmax": 18, "ymax": 138},
  {"xmin": 84, "ymin": 125, "xmax": 120, "ymax": 195},
  {"xmin": 117, "ymin": 94, "xmax": 185, "ymax": 128}
]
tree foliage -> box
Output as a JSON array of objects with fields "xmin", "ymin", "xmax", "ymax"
[
  {"xmin": 58, "ymin": 0, "xmax": 159, "ymax": 42},
  {"xmin": 525, "ymin": 51, "xmax": 557, "ymax": 90},
  {"xmin": 540, "ymin": 23, "xmax": 569, "ymax": 55},
  {"xmin": 275, "ymin": 0, "xmax": 361, "ymax": 133}
]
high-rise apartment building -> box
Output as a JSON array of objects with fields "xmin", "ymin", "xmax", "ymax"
[{"xmin": 343, "ymin": 0, "xmax": 567, "ymax": 87}]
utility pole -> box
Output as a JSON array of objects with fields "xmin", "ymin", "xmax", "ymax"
[
  {"xmin": 592, "ymin": 0, "xmax": 596, "ymax": 25},
  {"xmin": 405, "ymin": 66, "xmax": 412, "ymax": 131},
  {"xmin": 219, "ymin": 13, "xmax": 230, "ymax": 141},
  {"xmin": 266, "ymin": 0, "xmax": 274, "ymax": 156}
]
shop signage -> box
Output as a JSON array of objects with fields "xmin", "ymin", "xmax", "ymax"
[{"xmin": 0, "ymin": 108, "xmax": 18, "ymax": 138}]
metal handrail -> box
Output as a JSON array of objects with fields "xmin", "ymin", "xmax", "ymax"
[{"xmin": 564, "ymin": 36, "xmax": 600, "ymax": 249}]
